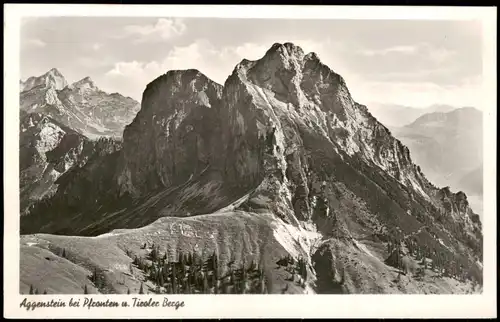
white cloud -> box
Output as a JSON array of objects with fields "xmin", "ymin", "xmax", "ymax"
[
  {"xmin": 103, "ymin": 39, "xmax": 331, "ymax": 101},
  {"xmin": 425, "ymin": 46, "xmax": 456, "ymax": 64},
  {"xmin": 102, "ymin": 38, "xmax": 478, "ymax": 111},
  {"xmin": 359, "ymin": 45, "xmax": 418, "ymax": 56},
  {"xmin": 92, "ymin": 43, "xmax": 102, "ymax": 51},
  {"xmin": 24, "ymin": 38, "xmax": 46, "ymax": 48},
  {"xmin": 357, "ymin": 43, "xmax": 456, "ymax": 64},
  {"xmin": 104, "ymin": 40, "xmax": 273, "ymax": 100},
  {"xmin": 121, "ymin": 18, "xmax": 186, "ymax": 43},
  {"xmin": 353, "ymin": 77, "xmax": 482, "ymax": 109}
]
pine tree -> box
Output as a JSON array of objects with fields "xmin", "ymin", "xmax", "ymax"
[
  {"xmin": 230, "ymin": 269, "xmax": 236, "ymax": 286},
  {"xmin": 223, "ymin": 279, "xmax": 231, "ymax": 294},
  {"xmin": 260, "ymin": 276, "xmax": 267, "ymax": 294},
  {"xmin": 29, "ymin": 285, "xmax": 34, "ymax": 295},
  {"xmin": 159, "ymin": 271, "xmax": 164, "ymax": 287},
  {"xmin": 184, "ymin": 281, "xmax": 191, "ymax": 294},
  {"xmin": 151, "ymin": 246, "xmax": 157, "ymax": 262},
  {"xmin": 43, "ymin": 290, "xmax": 47, "ymax": 295},
  {"xmin": 172, "ymin": 263, "xmax": 177, "ymax": 294},
  {"xmin": 84, "ymin": 285, "xmax": 88, "ymax": 294},
  {"xmin": 241, "ymin": 266, "xmax": 247, "ymax": 294},
  {"xmin": 192, "ymin": 252, "xmax": 198, "ymax": 268},
  {"xmin": 34, "ymin": 288, "xmax": 39, "ymax": 295},
  {"xmin": 139, "ymin": 283, "xmax": 144, "ymax": 294},
  {"xmin": 179, "ymin": 250, "xmax": 184, "ymax": 264},
  {"xmin": 213, "ymin": 272, "xmax": 219, "ymax": 294},
  {"xmin": 212, "ymin": 251, "xmax": 218, "ymax": 269},
  {"xmin": 127, "ymin": 288, "xmax": 130, "ymax": 294},
  {"xmin": 62, "ymin": 248, "xmax": 66, "ymax": 258},
  {"xmin": 203, "ymin": 273, "xmax": 209, "ymax": 294},
  {"xmin": 242, "ymin": 259, "xmax": 247, "ymax": 281},
  {"xmin": 93, "ymin": 267, "xmax": 98, "ymax": 284}
]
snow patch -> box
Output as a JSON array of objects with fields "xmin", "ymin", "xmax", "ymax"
[
  {"xmin": 353, "ymin": 239, "xmax": 377, "ymax": 259},
  {"xmin": 215, "ymin": 193, "xmax": 251, "ymax": 213},
  {"xmin": 437, "ymin": 238, "xmax": 453, "ymax": 252},
  {"xmin": 271, "ymin": 218, "xmax": 322, "ymax": 262},
  {"xmin": 95, "ymin": 231, "xmax": 125, "ymax": 238},
  {"xmin": 36, "ymin": 123, "xmax": 65, "ymax": 154},
  {"xmin": 407, "ymin": 175, "xmax": 430, "ymax": 200},
  {"xmin": 26, "ymin": 242, "xmax": 38, "ymax": 247},
  {"xmin": 303, "ymin": 284, "xmax": 316, "ymax": 294}
]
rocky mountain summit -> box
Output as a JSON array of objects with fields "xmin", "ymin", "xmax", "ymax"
[
  {"xmin": 20, "ymin": 68, "xmax": 68, "ymax": 92},
  {"xmin": 20, "ymin": 43, "xmax": 482, "ymax": 295},
  {"xmin": 20, "ymin": 69, "xmax": 140, "ymax": 139}
]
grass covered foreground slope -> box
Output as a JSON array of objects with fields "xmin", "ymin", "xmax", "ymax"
[{"xmin": 20, "ymin": 43, "xmax": 482, "ymax": 294}]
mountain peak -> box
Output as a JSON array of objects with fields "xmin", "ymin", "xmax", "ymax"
[
  {"xmin": 72, "ymin": 76, "xmax": 97, "ymax": 90},
  {"xmin": 20, "ymin": 68, "xmax": 68, "ymax": 92},
  {"xmin": 263, "ymin": 42, "xmax": 306, "ymax": 63},
  {"xmin": 144, "ymin": 69, "xmax": 222, "ymax": 98},
  {"xmin": 46, "ymin": 68, "xmax": 64, "ymax": 77}
]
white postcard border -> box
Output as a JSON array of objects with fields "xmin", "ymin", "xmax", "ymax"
[{"xmin": 3, "ymin": 4, "xmax": 497, "ymax": 319}]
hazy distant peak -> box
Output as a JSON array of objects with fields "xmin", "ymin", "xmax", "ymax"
[
  {"xmin": 72, "ymin": 76, "xmax": 96, "ymax": 88},
  {"xmin": 450, "ymin": 106, "xmax": 481, "ymax": 114},
  {"xmin": 20, "ymin": 67, "xmax": 68, "ymax": 92}
]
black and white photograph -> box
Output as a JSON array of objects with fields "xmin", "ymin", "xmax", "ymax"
[{"xmin": 3, "ymin": 4, "xmax": 497, "ymax": 319}]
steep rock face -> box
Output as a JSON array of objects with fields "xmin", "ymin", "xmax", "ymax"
[
  {"xmin": 21, "ymin": 43, "xmax": 483, "ymax": 294},
  {"xmin": 19, "ymin": 112, "xmax": 120, "ymax": 215},
  {"xmin": 20, "ymin": 70, "xmax": 140, "ymax": 139},
  {"xmin": 116, "ymin": 70, "xmax": 224, "ymax": 197},
  {"xmin": 220, "ymin": 43, "xmax": 434, "ymax": 226}
]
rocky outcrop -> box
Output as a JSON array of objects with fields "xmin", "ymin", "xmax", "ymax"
[
  {"xmin": 20, "ymin": 43, "xmax": 483, "ymax": 294},
  {"xmin": 20, "ymin": 69, "xmax": 140, "ymax": 139},
  {"xmin": 19, "ymin": 112, "xmax": 121, "ymax": 215},
  {"xmin": 116, "ymin": 70, "xmax": 224, "ymax": 197}
]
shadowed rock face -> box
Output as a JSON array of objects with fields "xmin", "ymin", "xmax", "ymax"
[
  {"xmin": 116, "ymin": 70, "xmax": 224, "ymax": 197},
  {"xmin": 20, "ymin": 43, "xmax": 483, "ymax": 294},
  {"xmin": 19, "ymin": 111, "xmax": 122, "ymax": 215}
]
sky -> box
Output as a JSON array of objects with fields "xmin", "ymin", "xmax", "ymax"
[{"xmin": 20, "ymin": 17, "xmax": 483, "ymax": 108}]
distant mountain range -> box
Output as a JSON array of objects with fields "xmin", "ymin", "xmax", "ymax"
[
  {"xmin": 368, "ymin": 103, "xmax": 457, "ymax": 127},
  {"xmin": 20, "ymin": 68, "xmax": 140, "ymax": 139},
  {"xmin": 19, "ymin": 68, "xmax": 139, "ymax": 215},
  {"xmin": 388, "ymin": 107, "xmax": 483, "ymax": 216}
]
